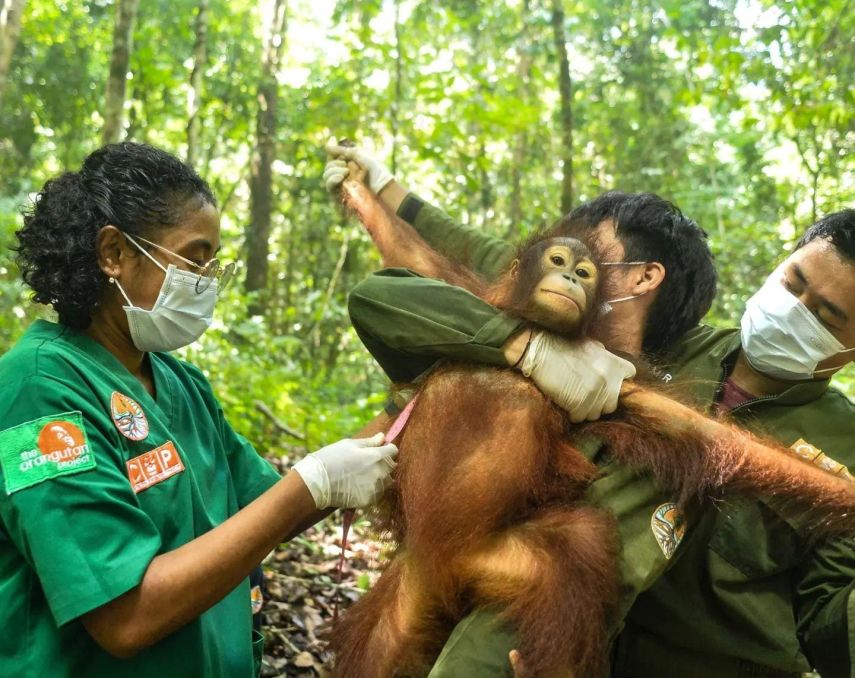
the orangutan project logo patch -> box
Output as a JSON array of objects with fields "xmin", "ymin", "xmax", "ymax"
[
  {"xmin": 0, "ymin": 411, "xmax": 97, "ymax": 494},
  {"xmin": 651, "ymin": 502, "xmax": 686, "ymax": 559},
  {"xmin": 111, "ymin": 391, "xmax": 149, "ymax": 441}
]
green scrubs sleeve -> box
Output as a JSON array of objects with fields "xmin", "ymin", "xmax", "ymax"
[
  {"xmin": 795, "ymin": 536, "xmax": 855, "ymax": 677},
  {"xmin": 181, "ymin": 362, "xmax": 281, "ymax": 507},
  {"xmin": 348, "ymin": 268, "xmax": 525, "ymax": 383},
  {"xmin": 220, "ymin": 421, "xmax": 281, "ymax": 508},
  {"xmin": 398, "ymin": 194, "xmax": 517, "ymax": 280},
  {"xmin": 0, "ymin": 376, "xmax": 163, "ymax": 627}
]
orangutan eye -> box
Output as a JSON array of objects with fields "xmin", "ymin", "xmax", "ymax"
[
  {"xmin": 576, "ymin": 268, "xmax": 591, "ymax": 279},
  {"xmin": 551, "ymin": 255, "xmax": 565, "ymax": 266}
]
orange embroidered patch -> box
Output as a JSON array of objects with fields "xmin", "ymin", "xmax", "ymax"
[
  {"xmin": 111, "ymin": 391, "xmax": 149, "ymax": 441},
  {"xmin": 37, "ymin": 420, "xmax": 87, "ymax": 462},
  {"xmin": 126, "ymin": 441, "xmax": 184, "ymax": 493}
]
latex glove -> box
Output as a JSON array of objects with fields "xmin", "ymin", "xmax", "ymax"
[
  {"xmin": 323, "ymin": 158, "xmax": 350, "ymax": 192},
  {"xmin": 292, "ymin": 433, "xmax": 398, "ymax": 509},
  {"xmin": 325, "ymin": 139, "xmax": 394, "ymax": 194},
  {"xmin": 520, "ymin": 332, "xmax": 636, "ymax": 423}
]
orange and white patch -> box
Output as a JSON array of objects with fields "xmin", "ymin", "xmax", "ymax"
[
  {"xmin": 37, "ymin": 420, "xmax": 88, "ymax": 463},
  {"xmin": 111, "ymin": 391, "xmax": 149, "ymax": 441},
  {"xmin": 126, "ymin": 441, "xmax": 184, "ymax": 493}
]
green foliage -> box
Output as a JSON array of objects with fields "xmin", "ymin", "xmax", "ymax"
[{"xmin": 0, "ymin": 0, "xmax": 852, "ymax": 453}]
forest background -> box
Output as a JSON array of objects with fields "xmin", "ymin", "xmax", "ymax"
[{"xmin": 0, "ymin": 0, "xmax": 853, "ymax": 457}]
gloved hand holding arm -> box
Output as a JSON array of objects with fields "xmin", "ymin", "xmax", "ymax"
[
  {"xmin": 324, "ymin": 140, "xmax": 409, "ymax": 212},
  {"xmin": 511, "ymin": 330, "xmax": 637, "ymax": 423},
  {"xmin": 292, "ymin": 432, "xmax": 398, "ymax": 509}
]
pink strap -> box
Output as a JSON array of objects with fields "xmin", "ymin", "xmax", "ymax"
[
  {"xmin": 385, "ymin": 395, "xmax": 418, "ymax": 443},
  {"xmin": 332, "ymin": 395, "xmax": 418, "ymax": 626}
]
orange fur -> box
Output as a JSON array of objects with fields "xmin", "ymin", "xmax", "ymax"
[{"xmin": 333, "ymin": 182, "xmax": 855, "ymax": 676}]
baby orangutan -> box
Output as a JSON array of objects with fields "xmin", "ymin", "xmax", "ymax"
[{"xmin": 332, "ymin": 178, "xmax": 855, "ymax": 678}]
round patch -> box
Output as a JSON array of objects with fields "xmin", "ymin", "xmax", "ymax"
[
  {"xmin": 38, "ymin": 420, "xmax": 87, "ymax": 462},
  {"xmin": 250, "ymin": 585, "xmax": 264, "ymax": 615},
  {"xmin": 111, "ymin": 391, "xmax": 149, "ymax": 441}
]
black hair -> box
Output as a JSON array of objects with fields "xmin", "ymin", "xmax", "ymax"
[
  {"xmin": 548, "ymin": 191, "xmax": 717, "ymax": 356},
  {"xmin": 16, "ymin": 142, "xmax": 216, "ymax": 330},
  {"xmin": 796, "ymin": 209, "xmax": 855, "ymax": 262}
]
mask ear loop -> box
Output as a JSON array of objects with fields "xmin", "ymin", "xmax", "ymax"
[
  {"xmin": 109, "ymin": 276, "xmax": 135, "ymax": 308},
  {"xmin": 812, "ymin": 346, "xmax": 855, "ymax": 374},
  {"xmin": 599, "ymin": 261, "xmax": 650, "ymax": 312}
]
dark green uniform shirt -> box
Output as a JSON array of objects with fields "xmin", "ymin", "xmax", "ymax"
[
  {"xmin": 615, "ymin": 325, "xmax": 855, "ymax": 678},
  {"xmin": 348, "ymin": 194, "xmax": 855, "ymax": 677},
  {"xmin": 0, "ymin": 320, "xmax": 281, "ymax": 677}
]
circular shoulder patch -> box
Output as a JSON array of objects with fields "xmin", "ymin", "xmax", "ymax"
[{"xmin": 110, "ymin": 391, "xmax": 149, "ymax": 441}]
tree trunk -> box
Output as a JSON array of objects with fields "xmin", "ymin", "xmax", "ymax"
[
  {"xmin": 551, "ymin": 0, "xmax": 573, "ymax": 214},
  {"xmin": 186, "ymin": 0, "xmax": 209, "ymax": 166},
  {"xmin": 390, "ymin": 0, "xmax": 403, "ymax": 175},
  {"xmin": 508, "ymin": 0, "xmax": 532, "ymax": 235},
  {"xmin": 245, "ymin": 0, "xmax": 287, "ymax": 315},
  {"xmin": 0, "ymin": 0, "xmax": 26, "ymax": 111},
  {"xmin": 102, "ymin": 0, "xmax": 140, "ymax": 144}
]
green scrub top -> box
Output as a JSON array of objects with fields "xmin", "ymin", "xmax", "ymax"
[{"xmin": 0, "ymin": 320, "xmax": 281, "ymax": 677}]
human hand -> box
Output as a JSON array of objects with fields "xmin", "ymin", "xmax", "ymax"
[
  {"xmin": 520, "ymin": 332, "xmax": 637, "ymax": 423},
  {"xmin": 292, "ymin": 432, "xmax": 398, "ymax": 509},
  {"xmin": 324, "ymin": 138, "xmax": 394, "ymax": 194}
]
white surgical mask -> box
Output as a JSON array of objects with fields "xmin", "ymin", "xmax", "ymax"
[
  {"xmin": 112, "ymin": 236, "xmax": 218, "ymax": 352},
  {"xmin": 740, "ymin": 267, "xmax": 855, "ymax": 381}
]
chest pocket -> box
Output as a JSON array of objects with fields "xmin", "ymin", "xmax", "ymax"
[{"xmin": 708, "ymin": 499, "xmax": 806, "ymax": 579}]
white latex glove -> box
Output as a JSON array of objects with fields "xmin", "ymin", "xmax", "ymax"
[
  {"xmin": 292, "ymin": 432, "xmax": 398, "ymax": 509},
  {"xmin": 325, "ymin": 139, "xmax": 394, "ymax": 194},
  {"xmin": 520, "ymin": 332, "xmax": 637, "ymax": 423},
  {"xmin": 323, "ymin": 158, "xmax": 350, "ymax": 192}
]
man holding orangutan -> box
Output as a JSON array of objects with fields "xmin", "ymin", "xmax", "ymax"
[{"xmin": 325, "ymin": 143, "xmax": 855, "ymax": 678}]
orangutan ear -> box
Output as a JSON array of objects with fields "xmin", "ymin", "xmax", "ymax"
[{"xmin": 509, "ymin": 259, "xmax": 521, "ymax": 279}]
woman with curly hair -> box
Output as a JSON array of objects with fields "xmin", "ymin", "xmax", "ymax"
[{"xmin": 0, "ymin": 142, "xmax": 397, "ymax": 677}]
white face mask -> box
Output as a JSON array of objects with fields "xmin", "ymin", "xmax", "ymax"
[
  {"xmin": 113, "ymin": 236, "xmax": 218, "ymax": 352},
  {"xmin": 740, "ymin": 267, "xmax": 855, "ymax": 381}
]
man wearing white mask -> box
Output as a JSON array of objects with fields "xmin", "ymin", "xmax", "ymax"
[
  {"xmin": 615, "ymin": 208, "xmax": 855, "ymax": 678},
  {"xmin": 326, "ymin": 145, "xmax": 855, "ymax": 677}
]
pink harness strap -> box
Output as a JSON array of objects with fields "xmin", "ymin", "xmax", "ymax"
[
  {"xmin": 385, "ymin": 395, "xmax": 418, "ymax": 443},
  {"xmin": 333, "ymin": 395, "xmax": 419, "ymax": 624}
]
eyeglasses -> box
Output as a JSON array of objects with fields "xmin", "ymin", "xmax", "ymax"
[{"xmin": 129, "ymin": 234, "xmax": 236, "ymax": 295}]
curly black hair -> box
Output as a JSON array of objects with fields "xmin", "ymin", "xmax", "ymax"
[
  {"xmin": 796, "ymin": 209, "xmax": 855, "ymax": 262},
  {"xmin": 16, "ymin": 142, "xmax": 216, "ymax": 330},
  {"xmin": 549, "ymin": 191, "xmax": 717, "ymax": 356}
]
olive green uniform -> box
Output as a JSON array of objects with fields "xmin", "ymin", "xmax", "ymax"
[
  {"xmin": 0, "ymin": 320, "xmax": 281, "ymax": 677},
  {"xmin": 615, "ymin": 325, "xmax": 855, "ymax": 678},
  {"xmin": 347, "ymin": 195, "xmax": 855, "ymax": 677}
]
